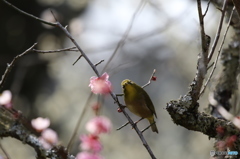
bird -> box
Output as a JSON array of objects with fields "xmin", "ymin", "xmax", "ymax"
[{"xmin": 121, "ymin": 79, "xmax": 158, "ymax": 133}]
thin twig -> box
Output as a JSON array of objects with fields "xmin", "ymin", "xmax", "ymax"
[
  {"xmin": 197, "ymin": 0, "xmax": 210, "ymax": 71},
  {"xmin": 55, "ymin": 22, "xmax": 100, "ymax": 77},
  {"xmin": 2, "ymin": 0, "xmax": 57, "ymax": 26},
  {"xmin": 94, "ymin": 60, "xmax": 104, "ymax": 67},
  {"xmin": 232, "ymin": 0, "xmax": 240, "ymax": 17},
  {"xmin": 207, "ymin": 62, "xmax": 214, "ymax": 70},
  {"xmin": 0, "ymin": 43, "xmax": 37, "ymax": 90},
  {"xmin": 33, "ymin": 46, "xmax": 78, "ymax": 53},
  {"xmin": 203, "ymin": 0, "xmax": 211, "ymax": 17},
  {"xmin": 142, "ymin": 69, "xmax": 156, "ymax": 88},
  {"xmin": 72, "ymin": 55, "xmax": 83, "ymax": 65},
  {"xmin": 101, "ymin": 0, "xmax": 146, "ymax": 73},
  {"xmin": 117, "ymin": 117, "xmax": 144, "ymax": 130},
  {"xmin": 207, "ymin": 0, "xmax": 228, "ymax": 62},
  {"xmin": 200, "ymin": 7, "xmax": 235, "ymax": 96},
  {"xmin": 116, "ymin": 121, "xmax": 130, "ymax": 130},
  {"xmin": 190, "ymin": 0, "xmax": 210, "ymax": 100},
  {"xmin": 141, "ymin": 121, "xmax": 156, "ymax": 134},
  {"xmin": 3, "ymin": 0, "xmax": 100, "ymax": 77}
]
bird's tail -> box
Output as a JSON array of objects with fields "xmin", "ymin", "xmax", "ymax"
[{"xmin": 147, "ymin": 117, "xmax": 158, "ymax": 133}]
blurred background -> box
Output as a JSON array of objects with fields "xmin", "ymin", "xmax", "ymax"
[{"xmin": 0, "ymin": 0, "xmax": 234, "ymax": 158}]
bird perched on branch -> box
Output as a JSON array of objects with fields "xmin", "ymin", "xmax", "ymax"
[{"xmin": 121, "ymin": 79, "xmax": 158, "ymax": 133}]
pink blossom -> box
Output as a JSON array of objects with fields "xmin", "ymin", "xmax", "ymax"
[
  {"xmin": 41, "ymin": 128, "xmax": 58, "ymax": 145},
  {"xmin": 76, "ymin": 152, "xmax": 104, "ymax": 159},
  {"xmin": 80, "ymin": 135, "xmax": 102, "ymax": 152},
  {"xmin": 0, "ymin": 90, "xmax": 12, "ymax": 108},
  {"xmin": 86, "ymin": 116, "xmax": 111, "ymax": 135},
  {"xmin": 31, "ymin": 117, "xmax": 50, "ymax": 132},
  {"xmin": 89, "ymin": 73, "xmax": 112, "ymax": 94}
]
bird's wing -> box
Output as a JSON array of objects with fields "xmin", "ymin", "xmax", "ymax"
[{"xmin": 141, "ymin": 92, "xmax": 157, "ymax": 118}]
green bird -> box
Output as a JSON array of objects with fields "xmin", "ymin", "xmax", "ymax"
[{"xmin": 121, "ymin": 79, "xmax": 158, "ymax": 133}]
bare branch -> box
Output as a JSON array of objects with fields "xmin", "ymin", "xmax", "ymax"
[
  {"xmin": 0, "ymin": 43, "xmax": 37, "ymax": 90},
  {"xmin": 2, "ymin": 0, "xmax": 57, "ymax": 26},
  {"xmin": 0, "ymin": 107, "xmax": 75, "ymax": 159},
  {"xmin": 142, "ymin": 69, "xmax": 156, "ymax": 88},
  {"xmin": 72, "ymin": 55, "xmax": 83, "ymax": 65},
  {"xmin": 200, "ymin": 6, "xmax": 235, "ymax": 96},
  {"xmin": 116, "ymin": 121, "xmax": 130, "ymax": 131},
  {"xmin": 33, "ymin": 46, "xmax": 78, "ymax": 53},
  {"xmin": 203, "ymin": 0, "xmax": 211, "ymax": 17},
  {"xmin": 2, "ymin": 0, "xmax": 100, "ymax": 77},
  {"xmin": 141, "ymin": 121, "xmax": 156, "ymax": 134},
  {"xmin": 232, "ymin": 0, "xmax": 240, "ymax": 17},
  {"xmin": 166, "ymin": 100, "xmax": 240, "ymax": 138},
  {"xmin": 94, "ymin": 60, "xmax": 104, "ymax": 67},
  {"xmin": 197, "ymin": 0, "xmax": 208, "ymax": 56},
  {"xmin": 55, "ymin": 22, "xmax": 100, "ymax": 77},
  {"xmin": 207, "ymin": 0, "xmax": 228, "ymax": 62}
]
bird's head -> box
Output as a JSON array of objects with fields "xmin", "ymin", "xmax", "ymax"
[{"xmin": 121, "ymin": 79, "xmax": 135, "ymax": 89}]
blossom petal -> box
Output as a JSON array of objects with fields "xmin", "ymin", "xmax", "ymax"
[
  {"xmin": 80, "ymin": 135, "xmax": 102, "ymax": 152},
  {"xmin": 86, "ymin": 116, "xmax": 112, "ymax": 135},
  {"xmin": 31, "ymin": 117, "xmax": 50, "ymax": 132},
  {"xmin": 89, "ymin": 73, "xmax": 112, "ymax": 94}
]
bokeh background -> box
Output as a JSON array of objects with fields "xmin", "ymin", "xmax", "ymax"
[{"xmin": 0, "ymin": 0, "xmax": 234, "ymax": 158}]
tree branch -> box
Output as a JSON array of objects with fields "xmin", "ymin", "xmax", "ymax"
[
  {"xmin": 0, "ymin": 43, "xmax": 37, "ymax": 90},
  {"xmin": 0, "ymin": 107, "xmax": 75, "ymax": 159},
  {"xmin": 232, "ymin": 0, "xmax": 240, "ymax": 17}
]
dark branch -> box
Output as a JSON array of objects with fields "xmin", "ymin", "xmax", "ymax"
[{"xmin": 0, "ymin": 43, "xmax": 37, "ymax": 90}]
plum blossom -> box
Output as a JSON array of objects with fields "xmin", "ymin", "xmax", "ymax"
[
  {"xmin": 31, "ymin": 117, "xmax": 50, "ymax": 132},
  {"xmin": 41, "ymin": 128, "xmax": 58, "ymax": 145},
  {"xmin": 76, "ymin": 152, "xmax": 104, "ymax": 159},
  {"xmin": 0, "ymin": 90, "xmax": 12, "ymax": 108},
  {"xmin": 86, "ymin": 116, "xmax": 111, "ymax": 135},
  {"xmin": 89, "ymin": 73, "xmax": 112, "ymax": 94},
  {"xmin": 80, "ymin": 135, "xmax": 102, "ymax": 152}
]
